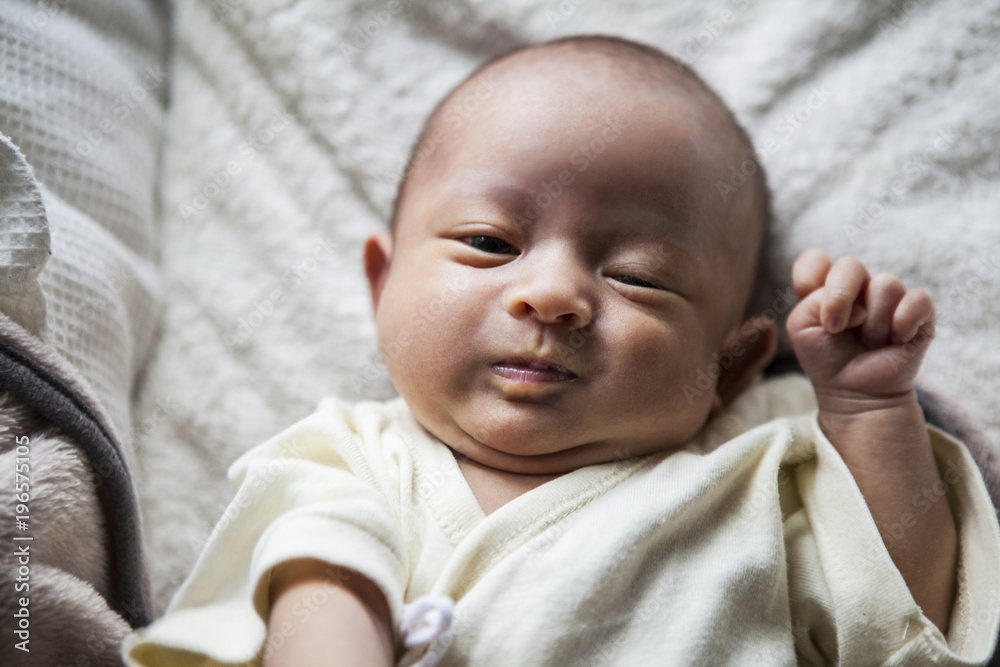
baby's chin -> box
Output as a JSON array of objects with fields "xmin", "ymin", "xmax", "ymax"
[
  {"xmin": 440, "ymin": 417, "xmax": 686, "ymax": 475},
  {"xmin": 407, "ymin": 388, "xmax": 711, "ymax": 474},
  {"xmin": 417, "ymin": 415, "xmax": 594, "ymax": 474},
  {"xmin": 454, "ymin": 440, "xmax": 614, "ymax": 476}
]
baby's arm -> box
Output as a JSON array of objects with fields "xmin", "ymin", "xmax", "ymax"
[
  {"xmin": 265, "ymin": 559, "xmax": 394, "ymax": 667},
  {"xmin": 786, "ymin": 250, "xmax": 956, "ymax": 633}
]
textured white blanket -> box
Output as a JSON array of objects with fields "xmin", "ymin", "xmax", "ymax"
[
  {"xmin": 135, "ymin": 0, "xmax": 1000, "ymax": 611},
  {"xmin": 1, "ymin": 0, "xmax": 168, "ymax": 454}
]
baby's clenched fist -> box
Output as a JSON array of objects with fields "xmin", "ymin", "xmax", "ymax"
[{"xmin": 786, "ymin": 249, "xmax": 936, "ymax": 410}]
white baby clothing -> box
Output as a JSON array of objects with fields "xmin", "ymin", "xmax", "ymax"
[{"xmin": 124, "ymin": 374, "xmax": 1000, "ymax": 666}]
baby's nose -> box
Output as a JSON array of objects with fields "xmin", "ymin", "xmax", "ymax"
[{"xmin": 504, "ymin": 255, "xmax": 593, "ymax": 328}]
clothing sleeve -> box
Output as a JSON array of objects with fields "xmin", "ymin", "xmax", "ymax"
[
  {"xmin": 123, "ymin": 400, "xmax": 408, "ymax": 667},
  {"xmin": 784, "ymin": 412, "xmax": 1000, "ymax": 666}
]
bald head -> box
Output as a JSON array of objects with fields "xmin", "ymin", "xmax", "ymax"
[{"xmin": 389, "ymin": 35, "xmax": 771, "ymax": 320}]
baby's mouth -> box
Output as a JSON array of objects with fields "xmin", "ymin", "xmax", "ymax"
[{"xmin": 491, "ymin": 356, "xmax": 580, "ymax": 383}]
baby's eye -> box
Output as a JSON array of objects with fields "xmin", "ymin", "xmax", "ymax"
[
  {"xmin": 614, "ymin": 275, "xmax": 660, "ymax": 289},
  {"xmin": 463, "ymin": 235, "xmax": 518, "ymax": 255}
]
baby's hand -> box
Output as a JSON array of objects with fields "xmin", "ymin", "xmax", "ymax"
[{"xmin": 786, "ymin": 249, "xmax": 936, "ymax": 411}]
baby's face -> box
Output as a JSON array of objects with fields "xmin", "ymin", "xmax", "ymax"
[{"xmin": 367, "ymin": 53, "xmax": 765, "ymax": 474}]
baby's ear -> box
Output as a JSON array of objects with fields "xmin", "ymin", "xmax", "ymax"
[
  {"xmin": 363, "ymin": 232, "xmax": 393, "ymax": 312},
  {"xmin": 714, "ymin": 317, "xmax": 778, "ymax": 407}
]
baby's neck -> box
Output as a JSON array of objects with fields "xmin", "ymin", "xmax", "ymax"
[{"xmin": 451, "ymin": 451, "xmax": 563, "ymax": 516}]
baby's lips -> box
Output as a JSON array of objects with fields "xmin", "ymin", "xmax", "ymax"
[{"xmin": 491, "ymin": 355, "xmax": 581, "ymax": 382}]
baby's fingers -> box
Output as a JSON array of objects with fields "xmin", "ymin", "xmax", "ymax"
[
  {"xmin": 891, "ymin": 288, "xmax": 936, "ymax": 345},
  {"xmin": 792, "ymin": 249, "xmax": 832, "ymax": 300},
  {"xmin": 860, "ymin": 273, "xmax": 906, "ymax": 348},
  {"xmin": 820, "ymin": 256, "xmax": 869, "ymax": 333}
]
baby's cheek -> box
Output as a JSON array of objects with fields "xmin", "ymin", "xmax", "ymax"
[
  {"xmin": 633, "ymin": 334, "xmax": 716, "ymax": 421},
  {"xmin": 380, "ymin": 282, "xmax": 476, "ymax": 382}
]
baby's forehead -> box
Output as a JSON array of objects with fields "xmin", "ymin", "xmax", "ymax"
[
  {"xmin": 474, "ymin": 44, "xmax": 713, "ymax": 117},
  {"xmin": 399, "ymin": 50, "xmax": 745, "ymax": 232},
  {"xmin": 434, "ymin": 45, "xmax": 739, "ymax": 166}
]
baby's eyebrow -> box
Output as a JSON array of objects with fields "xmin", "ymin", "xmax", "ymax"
[
  {"xmin": 617, "ymin": 236, "xmax": 701, "ymax": 274},
  {"xmin": 597, "ymin": 206, "xmax": 704, "ymax": 257},
  {"xmin": 435, "ymin": 182, "xmax": 525, "ymax": 213},
  {"xmin": 484, "ymin": 184, "xmax": 546, "ymax": 214},
  {"xmin": 440, "ymin": 184, "xmax": 559, "ymax": 230}
]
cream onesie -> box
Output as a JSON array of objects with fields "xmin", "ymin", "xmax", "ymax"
[{"xmin": 124, "ymin": 374, "xmax": 1000, "ymax": 666}]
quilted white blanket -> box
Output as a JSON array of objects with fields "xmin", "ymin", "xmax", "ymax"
[{"xmin": 135, "ymin": 0, "xmax": 1000, "ymax": 611}]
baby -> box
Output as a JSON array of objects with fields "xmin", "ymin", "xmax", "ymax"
[{"xmin": 125, "ymin": 36, "xmax": 1000, "ymax": 666}]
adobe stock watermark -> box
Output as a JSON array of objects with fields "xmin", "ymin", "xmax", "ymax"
[
  {"xmin": 878, "ymin": 252, "xmax": 1000, "ymax": 382},
  {"xmin": 123, "ymin": 396, "xmax": 179, "ymax": 449},
  {"xmin": 188, "ymin": 436, "xmax": 311, "ymax": 556},
  {"xmin": 62, "ymin": 267, "xmax": 135, "ymax": 344},
  {"xmin": 260, "ymin": 564, "xmax": 359, "ymax": 660},
  {"xmin": 53, "ymin": 65, "xmax": 168, "ymax": 177},
  {"xmin": 677, "ymin": 0, "xmax": 753, "ymax": 66},
  {"xmin": 878, "ymin": 0, "xmax": 932, "ymax": 38},
  {"xmin": 179, "ymin": 109, "xmax": 293, "ymax": 223},
  {"xmin": 843, "ymin": 126, "xmax": 960, "ymax": 245},
  {"xmin": 854, "ymin": 452, "xmax": 967, "ymax": 568},
  {"xmin": 544, "ymin": 0, "xmax": 588, "ymax": 29},
  {"xmin": 956, "ymin": 579, "xmax": 1000, "ymax": 641},
  {"xmin": 84, "ymin": 395, "xmax": 179, "ymax": 491},
  {"xmin": 545, "ymin": 243, "xmax": 670, "ymax": 364},
  {"xmin": 212, "ymin": 0, "xmax": 243, "ymax": 18},
  {"xmin": 681, "ymin": 286, "xmax": 797, "ymax": 405},
  {"xmin": 582, "ymin": 575, "xmax": 681, "ymax": 667},
  {"xmin": 11, "ymin": 0, "xmax": 69, "ymax": 43},
  {"xmin": 944, "ymin": 254, "xmax": 999, "ymax": 312},
  {"xmin": 339, "ymin": 0, "xmax": 413, "ymax": 63},
  {"xmin": 736, "ymin": 428, "xmax": 821, "ymax": 526},
  {"xmin": 225, "ymin": 234, "xmax": 339, "ymax": 348},
  {"xmin": 716, "ymin": 85, "xmax": 833, "ymax": 202},
  {"xmin": 512, "ymin": 111, "xmax": 631, "ymax": 229},
  {"xmin": 393, "ymin": 455, "xmax": 464, "ymax": 531},
  {"xmin": 381, "ymin": 73, "xmax": 500, "ymax": 193},
  {"xmin": 351, "ymin": 276, "xmax": 471, "ymax": 392}
]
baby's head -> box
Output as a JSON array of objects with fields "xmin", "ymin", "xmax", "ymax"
[{"xmin": 364, "ymin": 36, "xmax": 777, "ymax": 474}]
